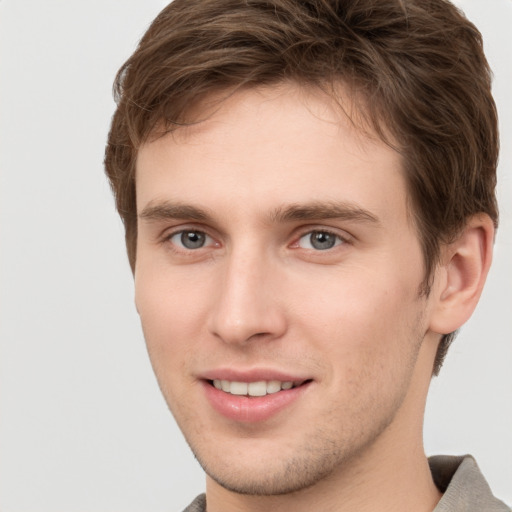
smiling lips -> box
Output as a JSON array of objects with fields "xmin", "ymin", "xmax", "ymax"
[
  {"xmin": 203, "ymin": 377, "xmax": 312, "ymax": 422},
  {"xmin": 211, "ymin": 379, "xmax": 303, "ymax": 396}
]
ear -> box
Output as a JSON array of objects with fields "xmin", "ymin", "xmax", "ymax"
[{"xmin": 429, "ymin": 214, "xmax": 495, "ymax": 335}]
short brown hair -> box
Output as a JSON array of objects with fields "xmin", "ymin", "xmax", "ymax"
[{"xmin": 104, "ymin": 0, "xmax": 499, "ymax": 374}]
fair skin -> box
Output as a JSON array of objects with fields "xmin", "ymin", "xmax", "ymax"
[{"xmin": 134, "ymin": 83, "xmax": 493, "ymax": 512}]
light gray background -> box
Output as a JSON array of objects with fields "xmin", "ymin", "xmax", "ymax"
[{"xmin": 0, "ymin": 1, "xmax": 510, "ymax": 511}]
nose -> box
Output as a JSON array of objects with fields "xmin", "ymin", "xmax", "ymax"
[{"xmin": 207, "ymin": 248, "xmax": 287, "ymax": 346}]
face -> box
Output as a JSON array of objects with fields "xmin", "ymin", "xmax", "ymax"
[{"xmin": 135, "ymin": 84, "xmax": 439, "ymax": 495}]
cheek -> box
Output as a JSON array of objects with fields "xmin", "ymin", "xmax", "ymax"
[
  {"xmin": 291, "ymin": 265, "xmax": 424, "ymax": 377},
  {"xmin": 134, "ymin": 266, "xmax": 209, "ymax": 375},
  {"xmin": 302, "ymin": 279, "xmax": 425, "ymax": 431}
]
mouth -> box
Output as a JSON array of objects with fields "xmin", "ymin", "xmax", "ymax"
[
  {"xmin": 209, "ymin": 379, "xmax": 310, "ymax": 397},
  {"xmin": 201, "ymin": 370, "xmax": 313, "ymax": 422}
]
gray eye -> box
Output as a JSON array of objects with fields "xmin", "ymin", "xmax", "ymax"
[
  {"xmin": 172, "ymin": 230, "xmax": 208, "ymax": 249},
  {"xmin": 298, "ymin": 231, "xmax": 342, "ymax": 250}
]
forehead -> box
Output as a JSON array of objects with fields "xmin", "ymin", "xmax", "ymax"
[
  {"xmin": 135, "ymin": 83, "xmax": 408, "ymax": 227},
  {"xmin": 149, "ymin": 82, "xmax": 383, "ymax": 154}
]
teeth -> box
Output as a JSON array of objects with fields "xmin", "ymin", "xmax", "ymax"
[
  {"xmin": 230, "ymin": 382, "xmax": 248, "ymax": 395},
  {"xmin": 212, "ymin": 379, "xmax": 299, "ymax": 396},
  {"xmin": 266, "ymin": 380, "xmax": 282, "ymax": 394},
  {"xmin": 248, "ymin": 381, "xmax": 267, "ymax": 396}
]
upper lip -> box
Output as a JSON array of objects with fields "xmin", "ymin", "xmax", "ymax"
[{"xmin": 200, "ymin": 368, "xmax": 312, "ymax": 384}]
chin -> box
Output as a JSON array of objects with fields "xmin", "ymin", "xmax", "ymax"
[
  {"xmin": 188, "ymin": 427, "xmax": 372, "ymax": 497},
  {"xmin": 201, "ymin": 453, "xmax": 338, "ymax": 496}
]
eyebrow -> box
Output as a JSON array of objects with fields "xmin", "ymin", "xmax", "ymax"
[
  {"xmin": 139, "ymin": 201, "xmax": 212, "ymax": 222},
  {"xmin": 139, "ymin": 200, "xmax": 380, "ymax": 226},
  {"xmin": 269, "ymin": 201, "xmax": 380, "ymax": 225}
]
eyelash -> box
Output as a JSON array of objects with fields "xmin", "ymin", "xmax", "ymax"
[
  {"xmin": 160, "ymin": 227, "xmax": 351, "ymax": 254},
  {"xmin": 162, "ymin": 229, "xmax": 217, "ymax": 252},
  {"xmin": 294, "ymin": 229, "xmax": 350, "ymax": 251}
]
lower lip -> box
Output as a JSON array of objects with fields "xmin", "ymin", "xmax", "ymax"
[{"xmin": 202, "ymin": 381, "xmax": 311, "ymax": 423}]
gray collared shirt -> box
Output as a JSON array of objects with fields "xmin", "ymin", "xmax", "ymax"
[
  {"xmin": 430, "ymin": 455, "xmax": 509, "ymax": 511},
  {"xmin": 183, "ymin": 455, "xmax": 509, "ymax": 511}
]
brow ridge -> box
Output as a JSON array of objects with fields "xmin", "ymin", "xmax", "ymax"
[
  {"xmin": 139, "ymin": 201, "xmax": 212, "ymax": 222},
  {"xmin": 269, "ymin": 201, "xmax": 380, "ymax": 225},
  {"xmin": 138, "ymin": 200, "xmax": 380, "ymax": 226}
]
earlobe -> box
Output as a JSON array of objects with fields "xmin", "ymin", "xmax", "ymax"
[{"xmin": 429, "ymin": 214, "xmax": 494, "ymax": 335}]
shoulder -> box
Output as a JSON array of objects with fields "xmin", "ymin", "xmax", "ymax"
[
  {"xmin": 430, "ymin": 455, "xmax": 510, "ymax": 512},
  {"xmin": 182, "ymin": 493, "xmax": 206, "ymax": 512}
]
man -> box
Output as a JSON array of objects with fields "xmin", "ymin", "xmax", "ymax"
[{"xmin": 104, "ymin": 0, "xmax": 509, "ymax": 510}]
